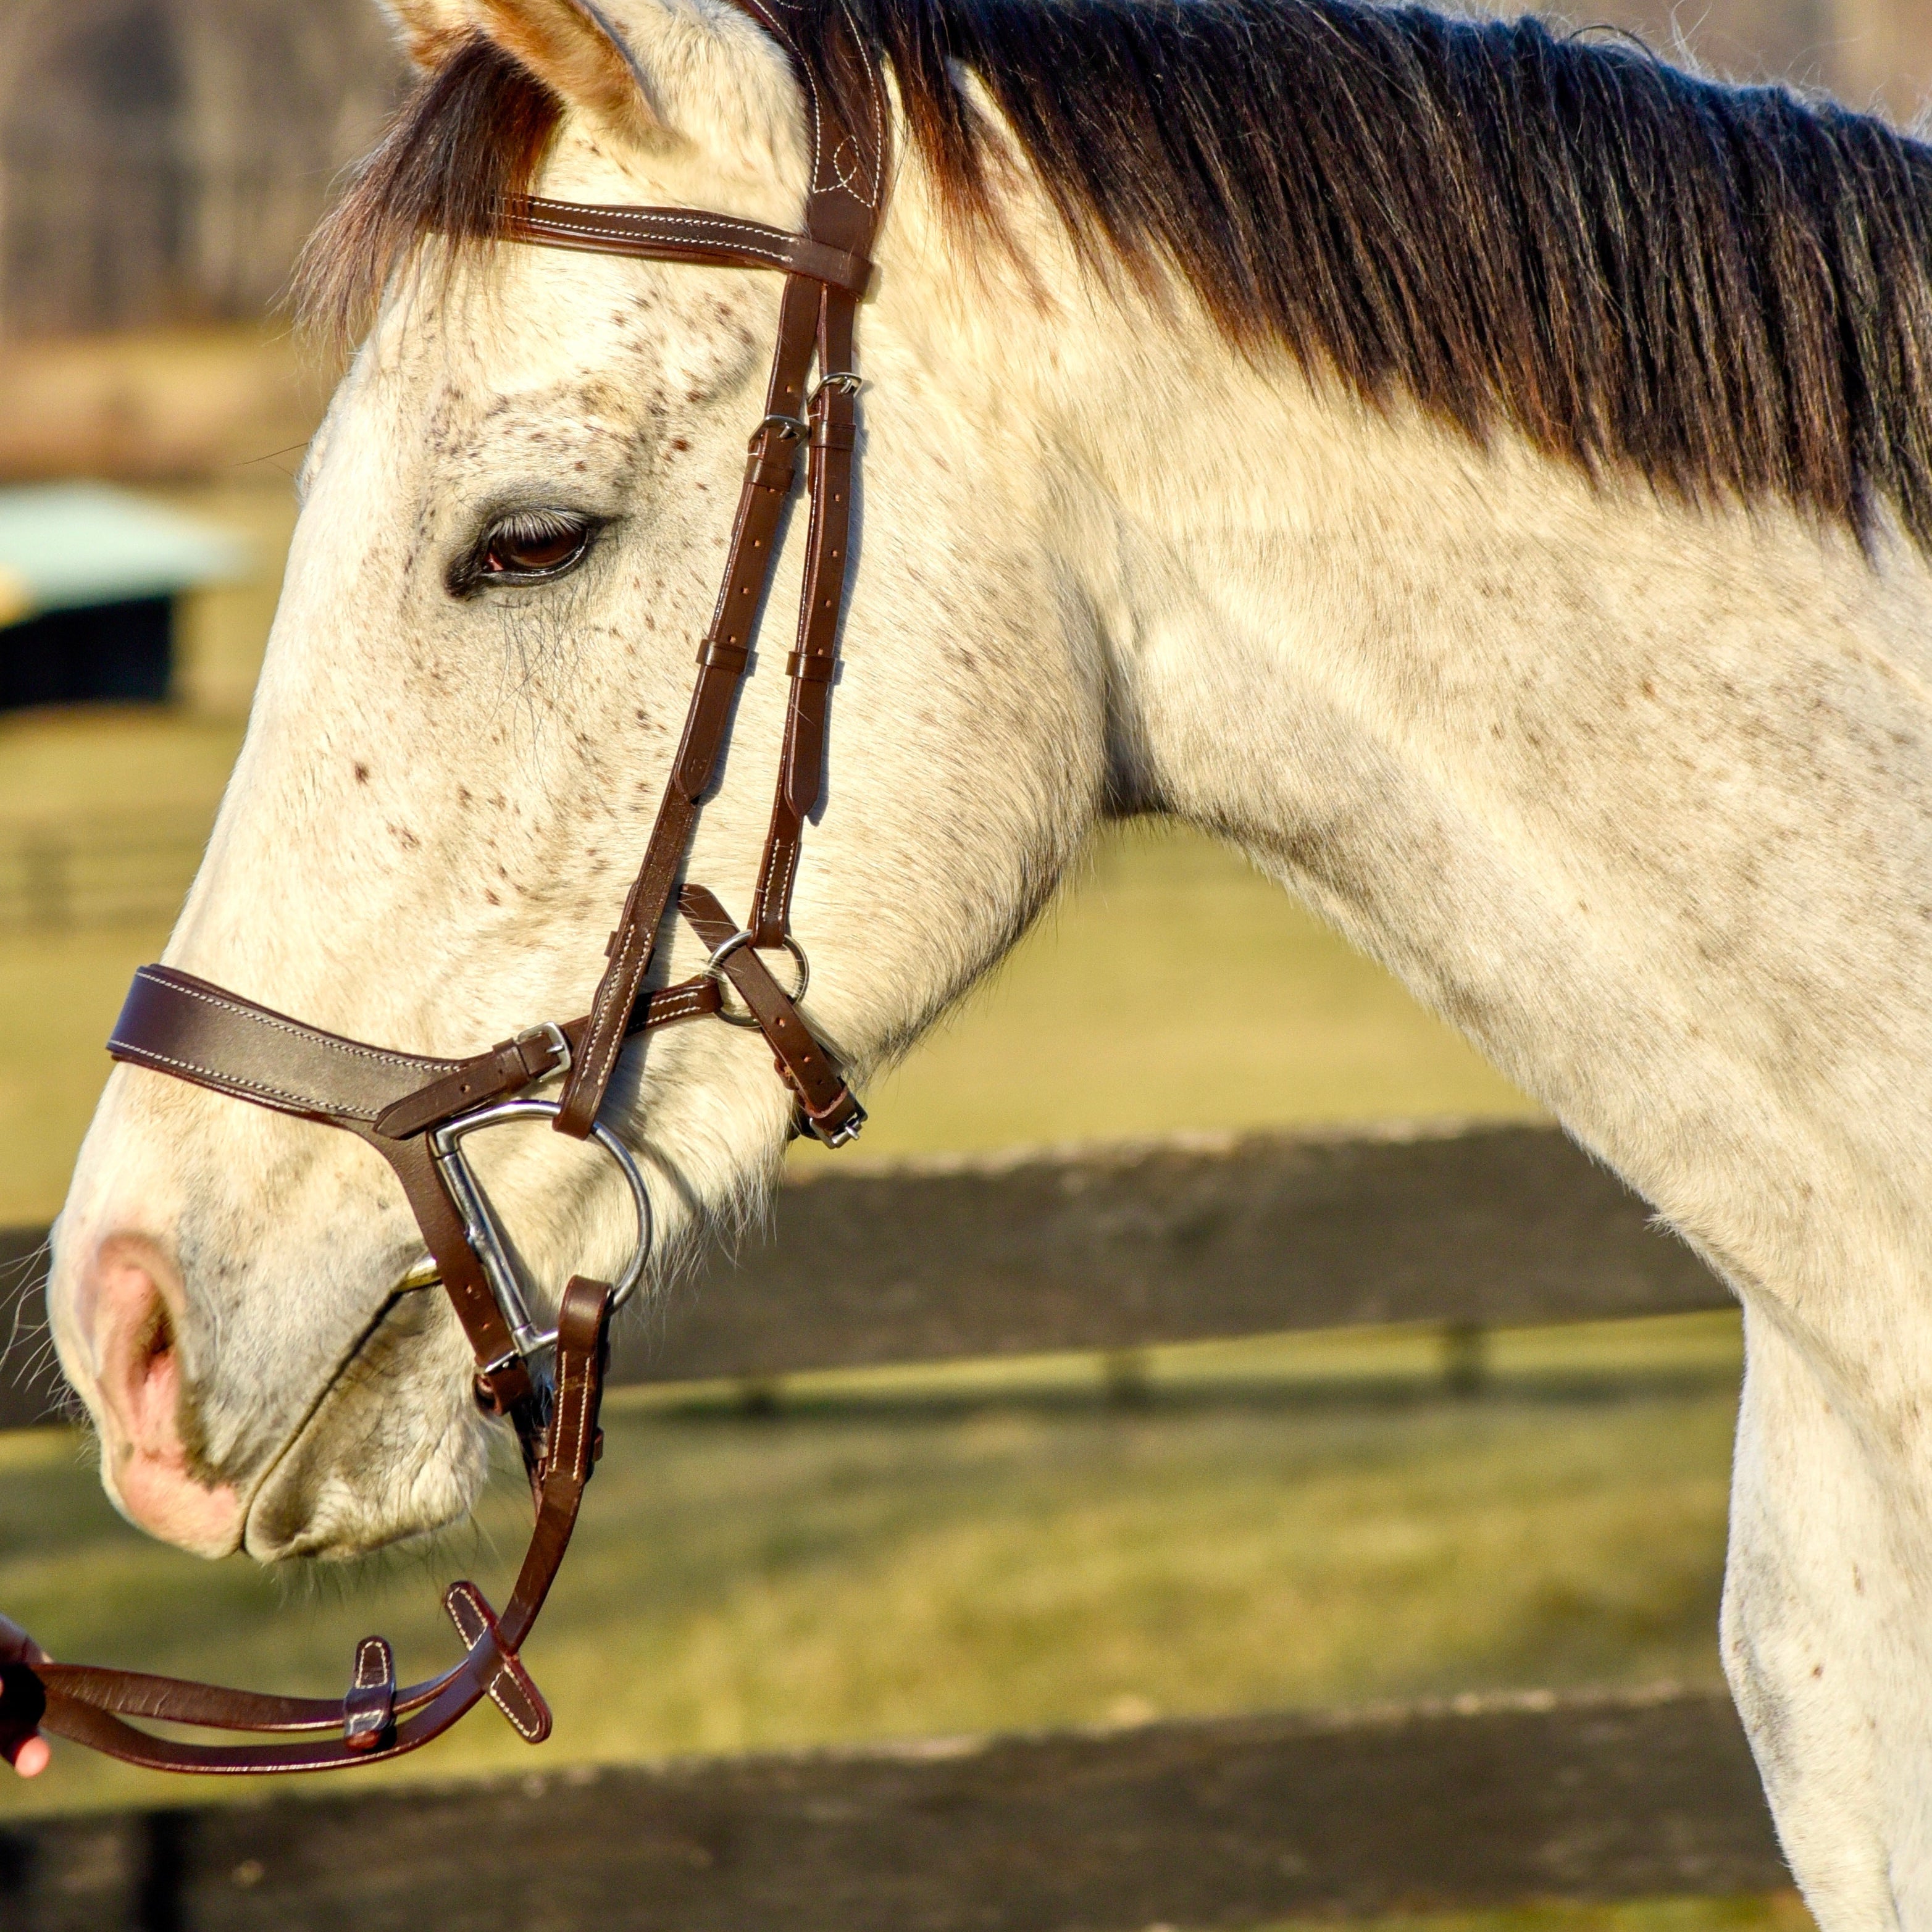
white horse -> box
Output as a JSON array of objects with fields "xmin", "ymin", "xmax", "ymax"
[{"xmin": 37, "ymin": 0, "xmax": 1932, "ymax": 1915}]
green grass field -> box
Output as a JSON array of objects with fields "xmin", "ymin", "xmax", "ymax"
[
  {"xmin": 1, "ymin": 1318, "xmax": 1741, "ymax": 1807},
  {"xmin": 0, "ymin": 708, "xmax": 243, "ymax": 1223},
  {"xmin": 0, "ymin": 708, "xmax": 1786, "ymax": 1929}
]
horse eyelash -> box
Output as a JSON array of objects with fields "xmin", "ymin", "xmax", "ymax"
[{"xmin": 448, "ymin": 509, "xmax": 601, "ymax": 596}]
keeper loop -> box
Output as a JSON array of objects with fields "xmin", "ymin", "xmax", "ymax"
[{"xmin": 698, "ymin": 637, "xmax": 751, "ymax": 673}]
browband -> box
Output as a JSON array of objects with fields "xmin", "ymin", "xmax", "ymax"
[{"xmin": 506, "ymin": 198, "xmax": 874, "ymax": 295}]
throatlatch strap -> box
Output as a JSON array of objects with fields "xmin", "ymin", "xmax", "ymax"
[{"xmin": 677, "ymin": 884, "xmax": 864, "ymax": 1141}]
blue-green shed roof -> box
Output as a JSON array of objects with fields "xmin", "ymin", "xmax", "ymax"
[{"xmin": 0, "ymin": 484, "xmax": 249, "ymax": 624}]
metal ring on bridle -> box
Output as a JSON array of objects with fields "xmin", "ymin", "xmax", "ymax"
[
  {"xmin": 427, "ymin": 1098, "xmax": 652, "ymax": 1361},
  {"xmin": 704, "ymin": 928, "xmax": 810, "ymax": 1027},
  {"xmin": 759, "ymin": 412, "xmax": 808, "ymax": 441}
]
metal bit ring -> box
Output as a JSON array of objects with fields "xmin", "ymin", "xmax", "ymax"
[
  {"xmin": 703, "ymin": 930, "xmax": 810, "ymax": 1028},
  {"xmin": 427, "ymin": 1100, "xmax": 652, "ymax": 1361}
]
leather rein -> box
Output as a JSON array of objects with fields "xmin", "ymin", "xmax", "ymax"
[{"xmin": 0, "ymin": 14, "xmax": 886, "ymax": 1779}]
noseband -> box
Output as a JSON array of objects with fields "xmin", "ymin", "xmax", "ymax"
[{"xmin": 0, "ymin": 7, "xmax": 886, "ymax": 1778}]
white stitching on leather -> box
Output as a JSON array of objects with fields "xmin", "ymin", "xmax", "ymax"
[
  {"xmin": 751, "ymin": 1, "xmax": 823, "ymax": 194},
  {"xmin": 523, "ymin": 211, "xmax": 864, "ymax": 286},
  {"xmin": 771, "ymin": 835, "xmax": 801, "ymax": 926},
  {"xmin": 580, "ymin": 921, "xmax": 643, "ymax": 1099},
  {"xmin": 487, "ymin": 1670, "xmax": 545, "ymax": 1741},
  {"xmin": 525, "ymin": 214, "xmax": 794, "ymax": 270},
  {"xmin": 135, "ymin": 970, "xmax": 443, "ymax": 1074},
  {"xmin": 114, "ymin": 1043, "xmax": 378, "ymax": 1120},
  {"xmin": 848, "ymin": 8, "xmax": 885, "ymax": 207},
  {"xmin": 535, "ymin": 207, "xmax": 780, "ymax": 245},
  {"xmin": 449, "ymin": 1587, "xmax": 482, "ymax": 1645},
  {"xmin": 644, "ymin": 983, "xmax": 709, "ymax": 1026},
  {"xmin": 571, "ymin": 1329, "xmax": 594, "ymax": 1464}
]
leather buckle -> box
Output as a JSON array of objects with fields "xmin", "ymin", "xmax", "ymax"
[
  {"xmin": 512, "ymin": 1022, "xmax": 571, "ymax": 1080},
  {"xmin": 805, "ymin": 1094, "xmax": 868, "ymax": 1148}
]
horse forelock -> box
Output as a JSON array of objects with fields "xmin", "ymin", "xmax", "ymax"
[
  {"xmin": 301, "ymin": 0, "xmax": 1932, "ymax": 553},
  {"xmin": 293, "ymin": 33, "xmax": 562, "ymax": 351}
]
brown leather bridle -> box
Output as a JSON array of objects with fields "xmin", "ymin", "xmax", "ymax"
[{"xmin": 0, "ymin": 4, "xmax": 886, "ymax": 1779}]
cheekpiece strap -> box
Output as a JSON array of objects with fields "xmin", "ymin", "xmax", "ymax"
[{"xmin": 550, "ymin": 0, "xmax": 887, "ymax": 1141}]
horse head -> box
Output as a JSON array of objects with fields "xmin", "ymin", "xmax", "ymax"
[{"xmin": 48, "ymin": 0, "xmax": 1108, "ymax": 1562}]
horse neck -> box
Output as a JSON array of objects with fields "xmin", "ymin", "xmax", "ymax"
[{"xmin": 901, "ymin": 211, "xmax": 1932, "ymax": 1328}]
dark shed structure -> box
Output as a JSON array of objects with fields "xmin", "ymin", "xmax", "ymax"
[{"xmin": 0, "ymin": 483, "xmax": 244, "ymax": 708}]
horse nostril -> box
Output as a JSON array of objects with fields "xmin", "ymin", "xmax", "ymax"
[
  {"xmin": 127, "ymin": 1299, "xmax": 177, "ymax": 1444},
  {"xmin": 92, "ymin": 1248, "xmax": 186, "ymax": 1458},
  {"xmin": 81, "ymin": 1237, "xmax": 242, "ymax": 1557}
]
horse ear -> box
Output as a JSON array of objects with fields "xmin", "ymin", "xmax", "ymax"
[
  {"xmin": 376, "ymin": 0, "xmax": 472, "ymax": 69},
  {"xmin": 465, "ymin": 0, "xmax": 666, "ymax": 151}
]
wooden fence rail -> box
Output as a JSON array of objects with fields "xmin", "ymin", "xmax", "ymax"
[
  {"xmin": 0, "ymin": 813, "xmax": 208, "ymax": 935},
  {"xmin": 0, "ymin": 1688, "xmax": 1784, "ymax": 1931},
  {"xmin": 0, "ymin": 1119, "xmax": 1729, "ymax": 1428}
]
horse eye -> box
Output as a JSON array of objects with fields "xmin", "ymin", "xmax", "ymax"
[{"xmin": 472, "ymin": 511, "xmax": 595, "ymax": 585}]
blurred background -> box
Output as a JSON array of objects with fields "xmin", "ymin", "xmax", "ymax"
[{"xmin": 0, "ymin": 3, "xmax": 1925, "ymax": 1926}]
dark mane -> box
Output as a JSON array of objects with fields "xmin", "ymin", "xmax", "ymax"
[{"xmin": 301, "ymin": 1, "xmax": 1932, "ymax": 551}]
